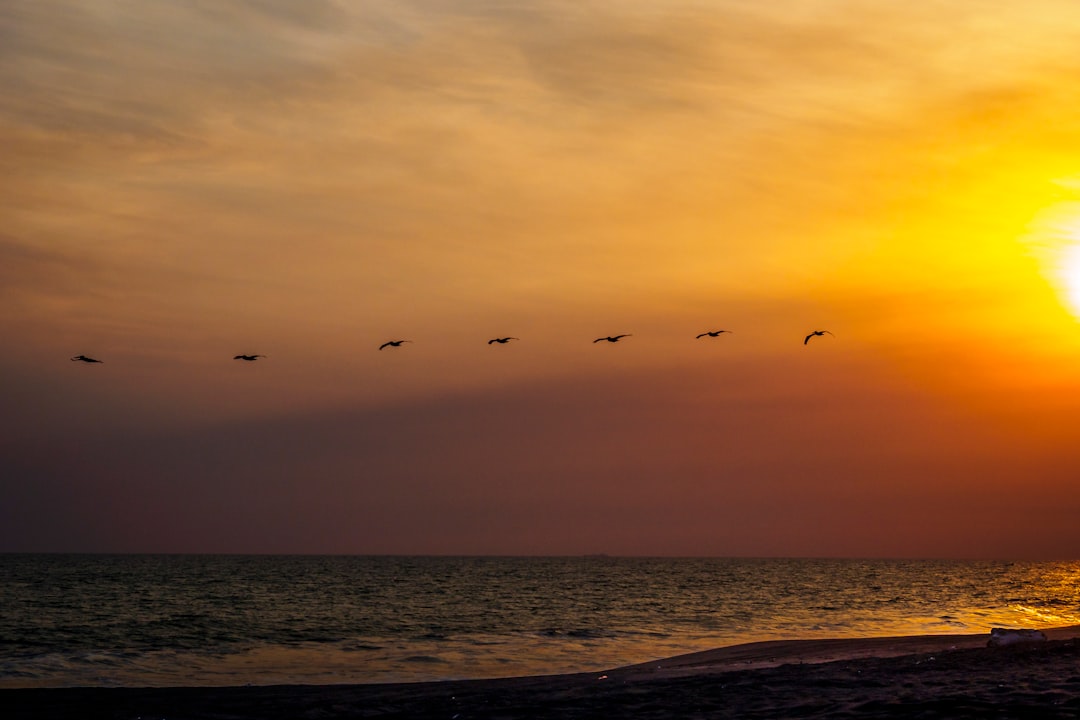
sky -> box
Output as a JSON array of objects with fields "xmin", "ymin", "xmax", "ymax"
[{"xmin": 3, "ymin": 0, "xmax": 1080, "ymax": 558}]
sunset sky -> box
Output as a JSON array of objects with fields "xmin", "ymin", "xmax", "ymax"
[{"xmin": 3, "ymin": 0, "xmax": 1080, "ymax": 558}]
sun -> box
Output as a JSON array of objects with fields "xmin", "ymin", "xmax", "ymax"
[
  {"xmin": 1061, "ymin": 237, "xmax": 1080, "ymax": 319},
  {"xmin": 1022, "ymin": 193, "xmax": 1080, "ymax": 321}
]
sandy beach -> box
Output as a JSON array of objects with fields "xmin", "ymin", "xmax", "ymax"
[{"xmin": 7, "ymin": 627, "xmax": 1080, "ymax": 719}]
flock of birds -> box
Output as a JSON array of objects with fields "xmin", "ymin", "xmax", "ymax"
[{"xmin": 69, "ymin": 330, "xmax": 834, "ymax": 364}]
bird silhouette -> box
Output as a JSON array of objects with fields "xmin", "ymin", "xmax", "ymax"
[
  {"xmin": 593, "ymin": 334, "xmax": 632, "ymax": 343},
  {"xmin": 487, "ymin": 337, "xmax": 519, "ymax": 345},
  {"xmin": 71, "ymin": 355, "xmax": 103, "ymax": 363},
  {"xmin": 233, "ymin": 354, "xmax": 265, "ymax": 361},
  {"xmin": 379, "ymin": 340, "xmax": 411, "ymax": 350},
  {"xmin": 696, "ymin": 330, "xmax": 732, "ymax": 339},
  {"xmin": 803, "ymin": 330, "xmax": 834, "ymax": 345}
]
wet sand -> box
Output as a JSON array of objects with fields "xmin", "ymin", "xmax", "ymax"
[{"xmin": 7, "ymin": 627, "xmax": 1080, "ymax": 719}]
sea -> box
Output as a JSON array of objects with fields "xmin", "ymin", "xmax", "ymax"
[{"xmin": 2, "ymin": 555, "xmax": 1078, "ymax": 689}]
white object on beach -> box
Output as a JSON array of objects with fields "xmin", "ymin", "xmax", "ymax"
[{"xmin": 987, "ymin": 628, "xmax": 1048, "ymax": 647}]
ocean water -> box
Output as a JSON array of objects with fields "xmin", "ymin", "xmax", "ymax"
[{"xmin": 2, "ymin": 555, "xmax": 1078, "ymax": 688}]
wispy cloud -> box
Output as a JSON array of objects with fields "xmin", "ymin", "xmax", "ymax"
[{"xmin": 5, "ymin": 0, "xmax": 1080, "ymax": 553}]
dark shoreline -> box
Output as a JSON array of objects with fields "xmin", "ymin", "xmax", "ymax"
[{"xmin": 7, "ymin": 629, "xmax": 1080, "ymax": 719}]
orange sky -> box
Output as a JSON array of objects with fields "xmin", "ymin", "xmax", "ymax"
[{"xmin": 2, "ymin": 0, "xmax": 1080, "ymax": 557}]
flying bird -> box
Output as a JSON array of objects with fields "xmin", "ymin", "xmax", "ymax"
[
  {"xmin": 696, "ymin": 330, "xmax": 732, "ymax": 339},
  {"xmin": 233, "ymin": 354, "xmax": 265, "ymax": 361},
  {"xmin": 487, "ymin": 337, "xmax": 519, "ymax": 345},
  {"xmin": 593, "ymin": 334, "xmax": 632, "ymax": 343},
  {"xmin": 803, "ymin": 330, "xmax": 834, "ymax": 345},
  {"xmin": 379, "ymin": 340, "xmax": 412, "ymax": 350},
  {"xmin": 71, "ymin": 355, "xmax": 103, "ymax": 363}
]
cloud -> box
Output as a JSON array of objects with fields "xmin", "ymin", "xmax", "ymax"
[
  {"xmin": 0, "ymin": 235, "xmax": 92, "ymax": 294},
  {"xmin": 6, "ymin": 1, "xmax": 1080, "ymax": 556}
]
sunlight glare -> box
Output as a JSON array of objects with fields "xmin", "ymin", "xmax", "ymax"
[
  {"xmin": 1062, "ymin": 237, "xmax": 1080, "ymax": 318},
  {"xmin": 1023, "ymin": 194, "xmax": 1080, "ymax": 320}
]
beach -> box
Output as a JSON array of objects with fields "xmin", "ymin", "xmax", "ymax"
[{"xmin": 7, "ymin": 627, "xmax": 1079, "ymax": 719}]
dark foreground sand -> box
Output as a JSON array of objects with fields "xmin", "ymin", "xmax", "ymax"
[{"xmin": 7, "ymin": 627, "xmax": 1080, "ymax": 719}]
